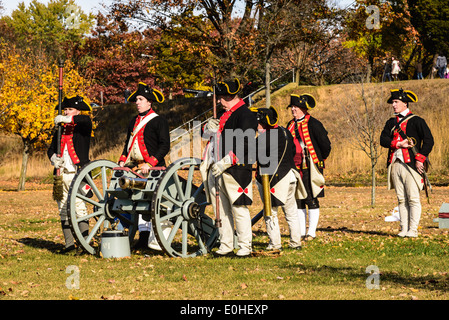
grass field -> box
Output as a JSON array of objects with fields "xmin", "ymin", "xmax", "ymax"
[
  {"xmin": 1, "ymin": 79, "xmax": 448, "ymax": 305},
  {"xmin": 1, "ymin": 180, "xmax": 448, "ymax": 301}
]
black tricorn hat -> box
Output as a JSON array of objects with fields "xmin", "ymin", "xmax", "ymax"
[
  {"xmin": 128, "ymin": 82, "xmax": 165, "ymax": 103},
  {"xmin": 55, "ymin": 95, "xmax": 91, "ymax": 111},
  {"xmin": 215, "ymin": 78, "xmax": 241, "ymax": 96},
  {"xmin": 249, "ymin": 105, "xmax": 279, "ymax": 127},
  {"xmin": 387, "ymin": 89, "xmax": 418, "ymax": 104},
  {"xmin": 287, "ymin": 93, "xmax": 316, "ymax": 110}
]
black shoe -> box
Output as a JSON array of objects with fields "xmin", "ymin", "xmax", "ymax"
[{"xmin": 58, "ymin": 245, "xmax": 76, "ymax": 254}]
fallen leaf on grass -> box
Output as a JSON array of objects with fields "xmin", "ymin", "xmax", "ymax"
[{"xmin": 240, "ymin": 283, "xmax": 248, "ymax": 289}]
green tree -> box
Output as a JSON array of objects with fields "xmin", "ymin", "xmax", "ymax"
[
  {"xmin": 408, "ymin": 0, "xmax": 449, "ymax": 72},
  {"xmin": 1, "ymin": 0, "xmax": 93, "ymax": 60}
]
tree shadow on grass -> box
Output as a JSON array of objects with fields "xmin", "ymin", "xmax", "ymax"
[
  {"xmin": 18, "ymin": 237, "xmax": 63, "ymax": 253},
  {"xmin": 319, "ymin": 226, "xmax": 391, "ymax": 237},
  {"xmin": 275, "ymin": 259, "xmax": 449, "ymax": 294}
]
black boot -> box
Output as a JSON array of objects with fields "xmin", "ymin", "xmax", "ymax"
[
  {"xmin": 133, "ymin": 231, "xmax": 149, "ymax": 249},
  {"xmin": 78, "ymin": 221, "xmax": 89, "ymax": 238},
  {"xmin": 59, "ymin": 220, "xmax": 75, "ymax": 254}
]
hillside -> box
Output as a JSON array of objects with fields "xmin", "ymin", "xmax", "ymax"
[
  {"xmin": 266, "ymin": 79, "xmax": 449, "ymax": 185},
  {"xmin": 1, "ymin": 79, "xmax": 448, "ymax": 186}
]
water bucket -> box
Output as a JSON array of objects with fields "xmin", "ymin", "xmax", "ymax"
[{"xmin": 100, "ymin": 230, "xmax": 131, "ymax": 258}]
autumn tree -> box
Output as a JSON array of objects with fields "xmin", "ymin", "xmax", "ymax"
[
  {"xmin": 108, "ymin": 0, "xmax": 259, "ymax": 81},
  {"xmin": 343, "ymin": 0, "xmax": 419, "ymax": 81},
  {"xmin": 146, "ymin": 12, "xmax": 218, "ymax": 96},
  {"xmin": 0, "ymin": 43, "xmax": 89, "ymax": 190},
  {"xmin": 254, "ymin": 0, "xmax": 297, "ymax": 107},
  {"xmin": 73, "ymin": 12, "xmax": 161, "ymax": 104},
  {"xmin": 263, "ymin": 0, "xmax": 356, "ymax": 87}
]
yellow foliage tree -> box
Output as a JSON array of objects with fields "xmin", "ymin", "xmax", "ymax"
[{"xmin": 0, "ymin": 43, "xmax": 90, "ymax": 190}]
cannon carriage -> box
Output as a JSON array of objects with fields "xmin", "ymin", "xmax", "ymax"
[{"xmin": 66, "ymin": 157, "xmax": 220, "ymax": 258}]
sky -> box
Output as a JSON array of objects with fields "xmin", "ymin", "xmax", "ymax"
[{"xmin": 2, "ymin": 0, "xmax": 356, "ymax": 16}]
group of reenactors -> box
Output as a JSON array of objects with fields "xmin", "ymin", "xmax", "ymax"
[{"xmin": 48, "ymin": 79, "xmax": 434, "ymax": 256}]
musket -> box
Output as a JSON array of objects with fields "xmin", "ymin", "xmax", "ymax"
[
  {"xmin": 422, "ymin": 157, "xmax": 432, "ymax": 204},
  {"xmin": 408, "ymin": 138, "xmax": 432, "ymax": 204},
  {"xmin": 56, "ymin": 59, "xmax": 64, "ymax": 165},
  {"xmin": 52, "ymin": 59, "xmax": 65, "ymax": 201},
  {"xmin": 212, "ymin": 71, "xmax": 221, "ymax": 228}
]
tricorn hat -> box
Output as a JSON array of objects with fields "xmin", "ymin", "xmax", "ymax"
[
  {"xmin": 287, "ymin": 93, "xmax": 316, "ymax": 110},
  {"xmin": 55, "ymin": 95, "xmax": 91, "ymax": 111},
  {"xmin": 387, "ymin": 89, "xmax": 418, "ymax": 104},
  {"xmin": 215, "ymin": 78, "xmax": 241, "ymax": 96},
  {"xmin": 249, "ymin": 105, "xmax": 279, "ymax": 127},
  {"xmin": 128, "ymin": 82, "xmax": 165, "ymax": 103}
]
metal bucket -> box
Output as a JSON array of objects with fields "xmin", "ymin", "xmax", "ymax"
[{"xmin": 100, "ymin": 230, "xmax": 131, "ymax": 258}]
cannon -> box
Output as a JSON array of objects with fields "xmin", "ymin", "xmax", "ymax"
[{"xmin": 66, "ymin": 158, "xmax": 219, "ymax": 258}]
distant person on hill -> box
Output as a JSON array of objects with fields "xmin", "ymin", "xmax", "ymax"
[
  {"xmin": 435, "ymin": 53, "xmax": 447, "ymax": 79},
  {"xmin": 415, "ymin": 60, "xmax": 423, "ymax": 80},
  {"xmin": 124, "ymin": 88, "xmax": 131, "ymax": 103},
  {"xmin": 380, "ymin": 89, "xmax": 434, "ymax": 237},
  {"xmin": 286, "ymin": 94, "xmax": 331, "ymax": 241},
  {"xmin": 391, "ymin": 57, "xmax": 401, "ymax": 81},
  {"xmin": 47, "ymin": 96, "xmax": 92, "ymax": 254},
  {"xmin": 251, "ymin": 105, "xmax": 306, "ymax": 251},
  {"xmin": 118, "ymin": 82, "xmax": 170, "ymax": 250},
  {"xmin": 383, "ymin": 59, "xmax": 392, "ymax": 82}
]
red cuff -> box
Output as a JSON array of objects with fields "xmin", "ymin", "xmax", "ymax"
[
  {"xmin": 415, "ymin": 153, "xmax": 426, "ymax": 163},
  {"xmin": 147, "ymin": 156, "xmax": 158, "ymax": 167},
  {"xmin": 228, "ymin": 151, "xmax": 239, "ymax": 165},
  {"xmin": 391, "ymin": 140, "xmax": 399, "ymax": 149},
  {"xmin": 119, "ymin": 155, "xmax": 127, "ymax": 163}
]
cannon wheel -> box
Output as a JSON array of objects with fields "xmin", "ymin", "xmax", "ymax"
[
  {"xmin": 67, "ymin": 160, "xmax": 138, "ymax": 255},
  {"xmin": 151, "ymin": 157, "xmax": 219, "ymax": 258}
]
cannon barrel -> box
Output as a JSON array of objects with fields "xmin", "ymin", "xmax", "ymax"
[{"xmin": 119, "ymin": 176, "xmax": 148, "ymax": 190}]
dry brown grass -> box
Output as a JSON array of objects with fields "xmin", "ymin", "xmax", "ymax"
[
  {"xmin": 1, "ymin": 79, "xmax": 448, "ymax": 186},
  {"xmin": 268, "ymin": 79, "xmax": 449, "ymax": 184}
]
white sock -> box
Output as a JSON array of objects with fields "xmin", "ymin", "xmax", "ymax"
[
  {"xmin": 297, "ymin": 208, "xmax": 307, "ymax": 236},
  {"xmin": 307, "ymin": 208, "xmax": 320, "ymax": 237}
]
